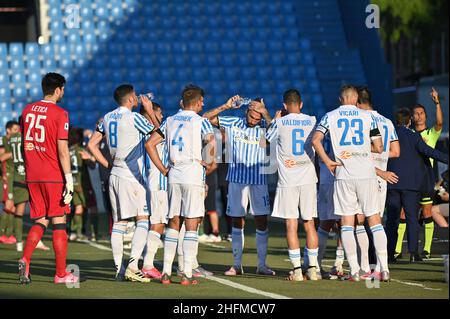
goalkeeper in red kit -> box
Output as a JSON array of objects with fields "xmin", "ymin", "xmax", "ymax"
[{"xmin": 18, "ymin": 73, "xmax": 81, "ymax": 284}]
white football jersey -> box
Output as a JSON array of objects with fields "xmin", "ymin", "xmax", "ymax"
[
  {"xmin": 97, "ymin": 106, "xmax": 154, "ymax": 184},
  {"xmin": 266, "ymin": 113, "xmax": 317, "ymax": 187},
  {"xmin": 316, "ymin": 105, "xmax": 380, "ymax": 180},
  {"xmin": 319, "ymin": 134, "xmax": 335, "ymax": 185},
  {"xmin": 146, "ymin": 142, "xmax": 168, "ymax": 191},
  {"xmin": 370, "ymin": 110, "xmax": 398, "ymax": 171},
  {"xmin": 161, "ymin": 110, "xmax": 214, "ymax": 186}
]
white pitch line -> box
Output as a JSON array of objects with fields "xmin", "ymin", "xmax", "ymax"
[{"xmin": 84, "ymin": 240, "xmax": 291, "ymax": 299}]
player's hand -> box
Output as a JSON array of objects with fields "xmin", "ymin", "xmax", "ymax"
[
  {"xmin": 249, "ymin": 99, "xmax": 267, "ymax": 114},
  {"xmin": 162, "ymin": 166, "xmax": 170, "ymax": 177},
  {"xmin": 63, "ymin": 173, "xmax": 74, "ymax": 205},
  {"xmin": 325, "ymin": 160, "xmax": 342, "ymax": 176},
  {"xmin": 226, "ymin": 95, "xmax": 241, "ymax": 109},
  {"xmin": 79, "ymin": 150, "xmax": 92, "ymax": 160},
  {"xmin": 204, "ymin": 184, "xmax": 209, "ymax": 199},
  {"xmin": 274, "ymin": 110, "xmax": 283, "ymax": 119},
  {"xmin": 431, "ymin": 87, "xmax": 440, "ymax": 104},
  {"xmin": 141, "ymin": 94, "xmax": 154, "ymax": 113},
  {"xmin": 380, "ymin": 171, "xmax": 398, "ymax": 184}
]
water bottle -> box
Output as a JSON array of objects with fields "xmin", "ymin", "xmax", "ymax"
[
  {"xmin": 137, "ymin": 92, "xmax": 155, "ymax": 103},
  {"xmin": 232, "ymin": 97, "xmax": 252, "ymax": 108}
]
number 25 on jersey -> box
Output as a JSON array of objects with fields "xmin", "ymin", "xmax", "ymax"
[{"xmin": 25, "ymin": 113, "xmax": 46, "ymax": 143}]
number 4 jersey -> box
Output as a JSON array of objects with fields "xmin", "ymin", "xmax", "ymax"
[
  {"xmin": 21, "ymin": 100, "xmax": 69, "ymax": 183},
  {"xmin": 316, "ymin": 104, "xmax": 381, "ymax": 180}
]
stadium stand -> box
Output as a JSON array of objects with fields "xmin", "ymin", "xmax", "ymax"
[{"xmin": 0, "ymin": 0, "xmax": 390, "ymax": 131}]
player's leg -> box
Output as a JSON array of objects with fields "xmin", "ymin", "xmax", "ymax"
[
  {"xmin": 285, "ymin": 218, "xmax": 303, "ymax": 281},
  {"xmin": 355, "ymin": 214, "xmax": 371, "ymax": 275},
  {"xmin": 431, "ymin": 204, "xmax": 449, "ymax": 227},
  {"xmin": 403, "ymin": 191, "xmax": 422, "ymax": 262},
  {"xmin": 332, "ymin": 227, "xmax": 346, "ymax": 277},
  {"xmin": 225, "ymin": 182, "xmax": 247, "ymax": 275},
  {"xmin": 14, "ymin": 202, "xmax": 26, "ymax": 252},
  {"xmin": 72, "ymin": 204, "xmax": 84, "ymax": 240},
  {"xmin": 181, "ymin": 217, "xmax": 201, "ymax": 284},
  {"xmin": 4, "ymin": 199, "xmax": 16, "ymax": 243},
  {"xmin": 206, "ymin": 211, "xmax": 221, "ymax": 242},
  {"xmin": 318, "ymin": 220, "xmax": 334, "ymax": 270},
  {"xmin": 421, "ymin": 203, "xmax": 434, "ymax": 259},
  {"xmin": 126, "ymin": 215, "xmax": 149, "ymax": 272},
  {"xmin": 142, "ymin": 222, "xmax": 165, "ymax": 279},
  {"xmin": 51, "ymin": 215, "xmax": 70, "ymax": 282}
]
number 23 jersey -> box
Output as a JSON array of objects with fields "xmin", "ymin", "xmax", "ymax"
[
  {"xmin": 21, "ymin": 100, "xmax": 69, "ymax": 183},
  {"xmin": 316, "ymin": 104, "xmax": 381, "ymax": 180}
]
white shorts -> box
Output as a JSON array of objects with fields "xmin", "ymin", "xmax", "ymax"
[
  {"xmin": 318, "ymin": 183, "xmax": 340, "ymax": 221},
  {"xmin": 377, "ymin": 179, "xmax": 387, "ymax": 218},
  {"xmin": 109, "ymin": 175, "xmax": 148, "ymax": 223},
  {"xmin": 168, "ymin": 183, "xmax": 205, "ymax": 219},
  {"xmin": 272, "ymin": 184, "xmax": 318, "ymax": 220},
  {"xmin": 149, "ymin": 190, "xmax": 169, "ymax": 225},
  {"xmin": 226, "ymin": 182, "xmax": 270, "ymax": 217},
  {"xmin": 333, "ymin": 178, "xmax": 380, "ymax": 217}
]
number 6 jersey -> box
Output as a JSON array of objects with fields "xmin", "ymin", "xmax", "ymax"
[
  {"xmin": 316, "ymin": 104, "xmax": 381, "ymax": 180},
  {"xmin": 21, "ymin": 100, "xmax": 69, "ymax": 183}
]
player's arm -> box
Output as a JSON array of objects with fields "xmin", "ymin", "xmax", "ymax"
[
  {"xmin": 145, "ymin": 130, "xmax": 168, "ymax": 176},
  {"xmin": 415, "ymin": 133, "xmax": 449, "ymax": 164},
  {"xmin": 388, "ymin": 140, "xmax": 400, "ymax": 158},
  {"xmin": 202, "ymin": 95, "xmax": 241, "ymax": 126},
  {"xmin": 202, "ymin": 132, "xmax": 217, "ymax": 175},
  {"xmin": 370, "ymin": 122, "xmax": 383, "ymax": 154},
  {"xmin": 375, "ymin": 167, "xmax": 398, "ymax": 184},
  {"xmin": 58, "ymin": 139, "xmax": 74, "ymax": 204},
  {"xmin": 249, "ymin": 99, "xmax": 273, "ymax": 123},
  {"xmin": 0, "ymin": 152, "xmax": 12, "ymax": 162},
  {"xmin": 140, "ymin": 95, "xmax": 160, "ymax": 130},
  {"xmin": 431, "ymin": 87, "xmax": 443, "ymax": 132},
  {"xmin": 88, "ymin": 131, "xmax": 110, "ymax": 169},
  {"xmin": 312, "ymin": 131, "xmax": 341, "ymax": 175}
]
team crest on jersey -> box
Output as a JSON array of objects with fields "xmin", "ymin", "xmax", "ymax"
[
  {"xmin": 64, "ymin": 123, "xmax": 69, "ymax": 131},
  {"xmin": 17, "ymin": 165, "xmax": 25, "ymax": 175},
  {"xmin": 25, "ymin": 142, "xmax": 34, "ymax": 151}
]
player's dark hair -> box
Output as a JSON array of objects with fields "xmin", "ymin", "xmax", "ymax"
[
  {"xmin": 5, "ymin": 120, "xmax": 19, "ymax": 130},
  {"xmin": 412, "ymin": 104, "xmax": 427, "ymax": 117},
  {"xmin": 283, "ymin": 89, "xmax": 302, "ymax": 105},
  {"xmin": 357, "ymin": 86, "xmax": 372, "ymax": 105},
  {"xmin": 41, "ymin": 72, "xmax": 66, "ymax": 96},
  {"xmin": 182, "ymin": 84, "xmax": 204, "ymax": 107},
  {"xmin": 113, "ymin": 84, "xmax": 134, "ymax": 105},
  {"xmin": 395, "ymin": 108, "xmax": 412, "ymax": 126},
  {"xmin": 68, "ymin": 127, "xmax": 84, "ymax": 146}
]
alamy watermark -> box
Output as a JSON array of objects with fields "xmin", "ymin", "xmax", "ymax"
[
  {"xmin": 65, "ymin": 4, "xmax": 81, "ymax": 29},
  {"xmin": 365, "ymin": 4, "xmax": 380, "ymax": 29}
]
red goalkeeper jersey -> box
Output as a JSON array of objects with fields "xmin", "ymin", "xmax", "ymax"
[{"xmin": 21, "ymin": 100, "xmax": 69, "ymax": 183}]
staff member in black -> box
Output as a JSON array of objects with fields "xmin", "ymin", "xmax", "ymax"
[{"xmin": 386, "ymin": 108, "xmax": 448, "ymax": 263}]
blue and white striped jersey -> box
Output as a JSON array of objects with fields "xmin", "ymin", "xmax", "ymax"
[
  {"xmin": 218, "ymin": 116, "xmax": 267, "ymax": 185},
  {"xmin": 316, "ymin": 105, "xmax": 380, "ymax": 180},
  {"xmin": 266, "ymin": 113, "xmax": 317, "ymax": 187},
  {"xmin": 161, "ymin": 110, "xmax": 214, "ymax": 186},
  {"xmin": 97, "ymin": 107, "xmax": 154, "ymax": 184},
  {"xmin": 370, "ymin": 110, "xmax": 398, "ymax": 172},
  {"xmin": 146, "ymin": 142, "xmax": 168, "ymax": 191}
]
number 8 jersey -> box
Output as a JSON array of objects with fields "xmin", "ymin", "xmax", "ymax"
[
  {"xmin": 316, "ymin": 104, "xmax": 381, "ymax": 180},
  {"xmin": 21, "ymin": 100, "xmax": 69, "ymax": 183}
]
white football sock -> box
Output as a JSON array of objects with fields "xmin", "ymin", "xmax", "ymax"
[
  {"xmin": 355, "ymin": 225, "xmax": 371, "ymax": 273},
  {"xmin": 143, "ymin": 230, "xmax": 160, "ymax": 269},
  {"xmin": 177, "ymin": 223, "xmax": 185, "ymax": 271},
  {"xmin": 231, "ymin": 227, "xmax": 244, "ymax": 268},
  {"xmin": 341, "ymin": 226, "xmax": 360, "ymax": 275},
  {"xmin": 318, "ymin": 227, "xmax": 329, "ymax": 268},
  {"xmin": 163, "ymin": 228, "xmax": 179, "ymax": 276},
  {"xmin": 307, "ymin": 247, "xmax": 319, "ymax": 268},
  {"xmin": 256, "ymin": 228, "xmax": 268, "ymax": 268},
  {"xmin": 288, "ymin": 248, "xmax": 301, "ymax": 269},
  {"xmin": 111, "ymin": 223, "xmax": 127, "ymax": 275},
  {"xmin": 183, "ymin": 231, "xmax": 198, "ymax": 278},
  {"xmin": 334, "ymin": 246, "xmax": 345, "ymax": 267},
  {"xmin": 128, "ymin": 220, "xmax": 149, "ymax": 270},
  {"xmin": 370, "ymin": 224, "xmax": 389, "ymax": 272}
]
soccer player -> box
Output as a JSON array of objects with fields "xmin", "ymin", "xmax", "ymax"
[
  {"xmin": 312, "ymin": 85, "xmax": 390, "ymax": 282},
  {"xmin": 0, "ymin": 121, "xmax": 20, "ymax": 245},
  {"xmin": 265, "ymin": 89, "xmax": 320, "ymax": 281},
  {"xmin": 139, "ymin": 102, "xmax": 165, "ymax": 279},
  {"xmin": 18, "ymin": 72, "xmax": 78, "ymax": 284},
  {"xmin": 396, "ymin": 88, "xmax": 443, "ymax": 260},
  {"xmin": 316, "ymin": 133, "xmax": 344, "ymax": 279},
  {"xmin": 203, "ymin": 96, "xmax": 276, "ymax": 277},
  {"xmin": 147, "ymin": 84, "xmax": 216, "ymax": 285},
  {"xmin": 88, "ymin": 84, "xmax": 155, "ymax": 282},
  {"xmin": 356, "ymin": 87, "xmax": 400, "ymax": 278}
]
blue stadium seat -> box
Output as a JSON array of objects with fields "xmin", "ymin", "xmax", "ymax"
[
  {"xmin": 0, "ymin": 101, "xmax": 12, "ymax": 113},
  {"xmin": 160, "ymin": 68, "xmax": 175, "ymax": 82},
  {"xmin": 108, "ymin": 56, "xmax": 122, "ymax": 69},
  {"xmin": 42, "ymin": 59, "xmax": 57, "ymax": 70},
  {"xmin": 40, "ymin": 43, "xmax": 55, "ymax": 56},
  {"xmin": 222, "ymin": 54, "xmax": 236, "ymax": 67},
  {"xmin": 9, "ymin": 43, "xmax": 23, "ymax": 56},
  {"xmin": 26, "ymin": 57, "xmax": 40, "ymax": 70},
  {"xmin": 257, "ymin": 67, "xmax": 271, "ymax": 79},
  {"xmin": 11, "ymin": 72, "xmax": 25, "ymax": 85},
  {"xmin": 206, "ymin": 54, "xmax": 220, "ymax": 66},
  {"xmin": 270, "ymin": 53, "xmax": 284, "ymax": 66},
  {"xmin": 0, "ymin": 73, "xmax": 9, "ymax": 84},
  {"xmin": 14, "ymin": 101, "xmax": 27, "ymax": 114},
  {"xmin": 224, "ymin": 67, "xmax": 239, "ymax": 81},
  {"xmin": 240, "ymin": 66, "xmax": 255, "ymax": 79},
  {"xmin": 25, "ymin": 43, "xmax": 39, "ymax": 57},
  {"xmin": 220, "ymin": 41, "xmax": 235, "ymax": 52},
  {"xmin": 0, "ymin": 59, "xmax": 8, "ymax": 70},
  {"xmin": 80, "ymin": 5, "xmax": 93, "ymax": 18},
  {"xmin": 0, "ymin": 43, "xmax": 7, "ymax": 58},
  {"xmin": 49, "ymin": 20, "xmax": 62, "ymax": 32},
  {"xmin": 13, "ymin": 87, "xmax": 27, "ymax": 99},
  {"xmin": 29, "ymin": 86, "xmax": 41, "ymax": 99},
  {"xmin": 254, "ymin": 54, "xmax": 267, "ymax": 66},
  {"xmin": 67, "ymin": 31, "xmax": 81, "ymax": 44},
  {"xmin": 0, "ymin": 87, "xmax": 11, "ymax": 99},
  {"xmin": 59, "ymin": 56, "xmax": 73, "ymax": 69},
  {"xmin": 48, "ymin": 7, "xmax": 62, "ymax": 19},
  {"xmin": 192, "ymin": 68, "xmax": 207, "ymax": 82},
  {"xmin": 27, "ymin": 71, "xmax": 42, "ymax": 84},
  {"xmin": 10, "ymin": 58, "xmax": 24, "ymax": 70},
  {"xmin": 190, "ymin": 55, "xmax": 203, "ymax": 67},
  {"xmin": 204, "ymin": 42, "xmax": 219, "ymax": 53},
  {"xmin": 95, "ymin": 6, "xmax": 108, "ymax": 19},
  {"xmin": 268, "ymin": 40, "xmax": 283, "ymax": 52},
  {"xmin": 260, "ymin": 80, "xmax": 274, "ymax": 94},
  {"xmin": 273, "ymin": 67, "xmax": 288, "ymax": 80}
]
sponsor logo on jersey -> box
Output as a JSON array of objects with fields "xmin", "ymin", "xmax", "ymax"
[
  {"xmin": 340, "ymin": 150, "xmax": 369, "ymax": 159},
  {"xmin": 25, "ymin": 143, "xmax": 34, "ymax": 151}
]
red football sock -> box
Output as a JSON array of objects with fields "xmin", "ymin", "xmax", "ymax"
[
  {"xmin": 53, "ymin": 224, "xmax": 68, "ymax": 278},
  {"xmin": 23, "ymin": 223, "xmax": 46, "ymax": 263}
]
